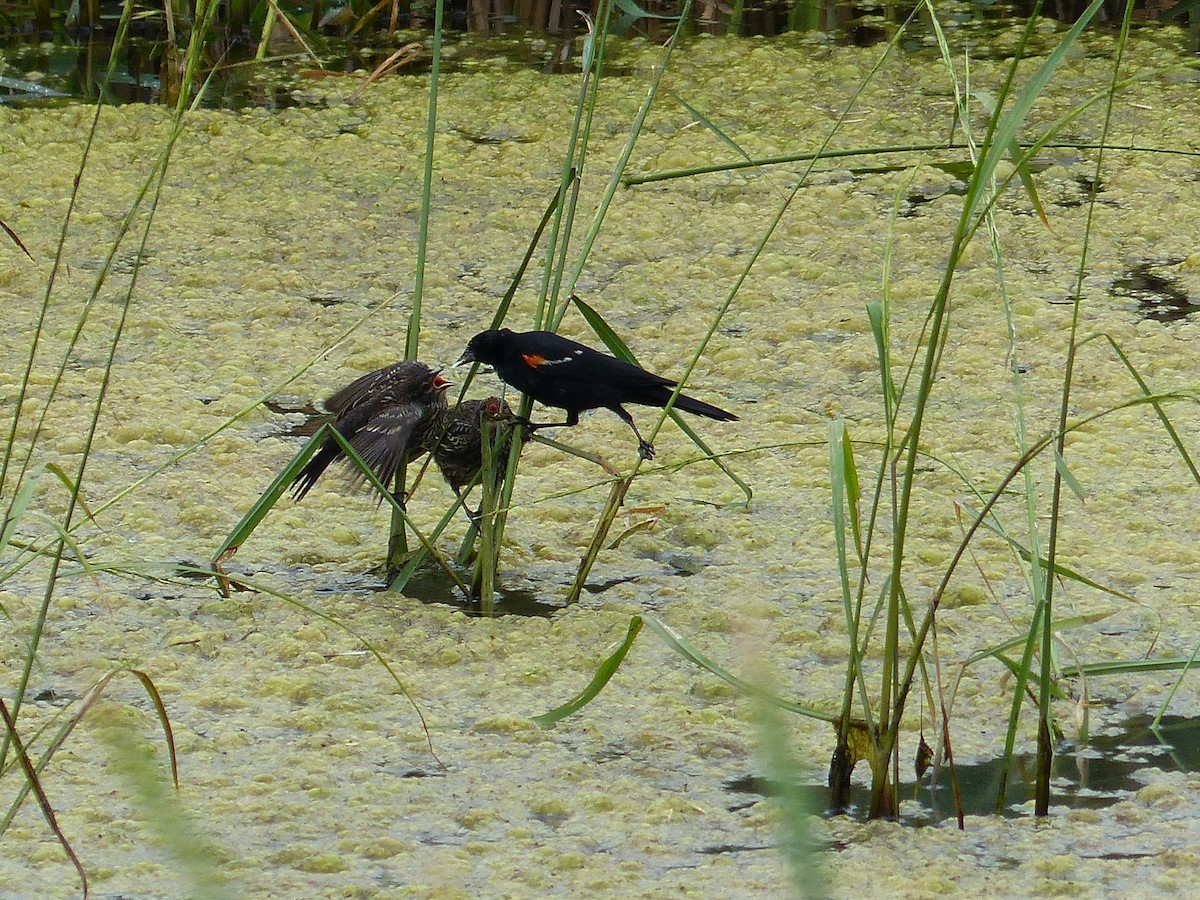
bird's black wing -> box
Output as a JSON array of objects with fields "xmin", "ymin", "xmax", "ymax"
[{"xmin": 509, "ymin": 332, "xmax": 676, "ymax": 390}]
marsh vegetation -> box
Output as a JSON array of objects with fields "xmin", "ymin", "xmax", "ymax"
[{"xmin": 3, "ymin": 0, "xmax": 1200, "ymax": 895}]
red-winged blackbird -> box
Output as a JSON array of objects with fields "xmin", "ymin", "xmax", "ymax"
[
  {"xmin": 291, "ymin": 361, "xmax": 450, "ymax": 501},
  {"xmin": 422, "ymin": 397, "xmax": 516, "ymax": 497},
  {"xmin": 456, "ymin": 328, "xmax": 737, "ymax": 459}
]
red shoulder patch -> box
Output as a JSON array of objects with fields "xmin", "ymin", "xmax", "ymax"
[{"xmin": 522, "ymin": 353, "xmax": 547, "ymax": 368}]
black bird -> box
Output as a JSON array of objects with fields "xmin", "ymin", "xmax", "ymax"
[
  {"xmin": 424, "ymin": 397, "xmax": 516, "ymax": 497},
  {"xmin": 291, "ymin": 361, "xmax": 450, "ymax": 500},
  {"xmin": 456, "ymin": 328, "xmax": 737, "ymax": 459}
]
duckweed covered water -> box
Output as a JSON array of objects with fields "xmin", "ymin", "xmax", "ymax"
[{"xmin": 3, "ymin": 28, "xmax": 1200, "ymax": 897}]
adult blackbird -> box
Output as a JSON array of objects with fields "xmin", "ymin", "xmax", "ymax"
[
  {"xmin": 456, "ymin": 328, "xmax": 736, "ymax": 459},
  {"xmin": 291, "ymin": 361, "xmax": 450, "ymax": 500},
  {"xmin": 424, "ymin": 397, "xmax": 516, "ymax": 497}
]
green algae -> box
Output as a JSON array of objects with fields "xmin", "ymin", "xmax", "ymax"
[{"xmin": 1, "ymin": 27, "xmax": 1200, "ymax": 899}]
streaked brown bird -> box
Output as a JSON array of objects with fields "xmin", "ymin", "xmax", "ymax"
[
  {"xmin": 291, "ymin": 361, "xmax": 450, "ymax": 500},
  {"xmin": 456, "ymin": 328, "xmax": 737, "ymax": 459},
  {"xmin": 424, "ymin": 397, "xmax": 516, "ymax": 511}
]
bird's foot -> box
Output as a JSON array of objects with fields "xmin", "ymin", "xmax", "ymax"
[{"xmin": 638, "ymin": 440, "xmax": 656, "ymax": 460}]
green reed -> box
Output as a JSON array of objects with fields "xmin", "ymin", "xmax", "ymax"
[
  {"xmin": 534, "ymin": 0, "xmax": 1200, "ymax": 838},
  {"xmin": 0, "ymin": 0, "xmax": 224, "ymax": 889},
  {"xmin": 384, "ymin": 0, "xmax": 446, "ymax": 569}
]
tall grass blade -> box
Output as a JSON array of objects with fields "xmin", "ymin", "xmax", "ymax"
[
  {"xmin": 669, "ymin": 417, "xmax": 752, "ymax": 501},
  {"xmin": 533, "ymin": 614, "xmax": 837, "ymax": 727},
  {"xmin": 1052, "ymin": 451, "xmax": 1086, "ymax": 502},
  {"xmin": 566, "ymin": 475, "xmax": 631, "ymax": 603},
  {"xmin": 407, "ymin": 0, "xmax": 443, "ymax": 359},
  {"xmin": 868, "ymin": 0, "xmax": 1110, "ymax": 818},
  {"xmin": 566, "ymin": 295, "xmax": 749, "ymax": 595},
  {"xmin": 0, "ymin": 468, "xmax": 39, "ymax": 556},
  {"xmin": 1, "ymin": 34, "xmax": 219, "ymax": 775},
  {"xmin": 535, "ymin": 11, "xmax": 601, "ymax": 328},
  {"xmin": 1063, "ymin": 656, "xmax": 1200, "ymax": 677},
  {"xmin": 0, "ymin": 218, "xmax": 32, "ymax": 259},
  {"xmin": 1030, "ymin": 0, "xmax": 1130, "ymax": 816},
  {"xmin": 387, "ymin": 0, "xmax": 445, "ymax": 563},
  {"xmin": 100, "ymin": 722, "xmax": 231, "ymax": 898},
  {"xmin": 551, "ymin": 0, "xmax": 694, "ymax": 326},
  {"xmin": 0, "ymin": 700, "xmax": 87, "ymax": 897},
  {"xmin": 1080, "ymin": 332, "xmax": 1200, "ymax": 484},
  {"xmin": 126, "ymin": 670, "xmax": 180, "ymax": 790},
  {"xmin": 829, "ymin": 421, "xmax": 875, "ymax": 810},
  {"xmin": 972, "ymin": 88, "xmax": 1050, "ymax": 228},
  {"xmin": 532, "ymin": 616, "xmax": 644, "ymax": 726},
  {"xmin": 758, "ymin": 698, "xmax": 828, "ymax": 899},
  {"xmin": 639, "ymin": 614, "xmax": 837, "ymax": 721},
  {"xmin": 211, "ymin": 424, "xmax": 331, "ymax": 563},
  {"xmin": 470, "ymin": 415, "xmax": 510, "ymax": 610},
  {"xmin": 0, "ymin": 668, "xmax": 174, "ymax": 833}
]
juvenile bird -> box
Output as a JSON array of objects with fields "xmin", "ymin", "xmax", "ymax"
[
  {"xmin": 291, "ymin": 361, "xmax": 450, "ymax": 500},
  {"xmin": 456, "ymin": 328, "xmax": 736, "ymax": 459},
  {"xmin": 424, "ymin": 396, "xmax": 516, "ymax": 497}
]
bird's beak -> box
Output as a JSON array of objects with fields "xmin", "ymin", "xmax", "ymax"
[
  {"xmin": 432, "ymin": 370, "xmax": 452, "ymax": 392},
  {"xmin": 453, "ymin": 350, "xmax": 474, "ymax": 368}
]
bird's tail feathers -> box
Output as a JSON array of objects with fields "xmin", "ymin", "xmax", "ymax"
[
  {"xmin": 292, "ymin": 431, "xmax": 354, "ymax": 501},
  {"xmin": 669, "ymin": 392, "xmax": 739, "ymax": 422}
]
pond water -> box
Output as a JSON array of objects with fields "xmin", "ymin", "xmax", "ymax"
[{"xmin": 3, "ymin": 16, "xmax": 1200, "ymax": 898}]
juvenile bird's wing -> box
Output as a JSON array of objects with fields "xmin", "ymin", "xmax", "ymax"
[
  {"xmin": 326, "ymin": 362, "xmax": 424, "ymax": 415},
  {"xmin": 346, "ymin": 403, "xmax": 428, "ymax": 488}
]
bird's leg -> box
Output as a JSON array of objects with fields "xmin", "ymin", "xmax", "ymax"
[
  {"xmin": 525, "ymin": 412, "xmax": 580, "ymax": 434},
  {"xmin": 610, "ymin": 406, "xmax": 655, "ymax": 460},
  {"xmin": 523, "ymin": 410, "xmax": 580, "ymax": 432},
  {"xmin": 455, "ymin": 488, "xmax": 484, "ymax": 524}
]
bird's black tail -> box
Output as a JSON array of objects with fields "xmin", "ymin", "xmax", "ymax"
[
  {"xmin": 291, "ymin": 441, "xmax": 339, "ymax": 500},
  {"xmin": 669, "ymin": 391, "xmax": 739, "ymax": 422}
]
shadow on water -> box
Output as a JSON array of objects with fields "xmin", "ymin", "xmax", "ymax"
[
  {"xmin": 311, "ymin": 563, "xmax": 564, "ymax": 617},
  {"xmin": 179, "ymin": 556, "xmax": 561, "ymax": 615},
  {"xmin": 727, "ymin": 714, "xmax": 1200, "ymax": 824},
  {"xmin": 393, "ymin": 565, "xmax": 565, "ymax": 617}
]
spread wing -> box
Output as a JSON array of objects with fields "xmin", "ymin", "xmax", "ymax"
[{"xmin": 346, "ymin": 403, "xmax": 426, "ymax": 488}]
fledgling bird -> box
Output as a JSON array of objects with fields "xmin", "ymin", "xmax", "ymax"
[
  {"xmin": 456, "ymin": 328, "xmax": 737, "ymax": 459},
  {"xmin": 423, "ymin": 397, "xmax": 516, "ymax": 497},
  {"xmin": 290, "ymin": 361, "xmax": 450, "ymax": 501}
]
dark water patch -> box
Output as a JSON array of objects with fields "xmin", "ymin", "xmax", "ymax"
[
  {"xmin": 33, "ymin": 688, "xmax": 72, "ymax": 704},
  {"xmin": 727, "ymin": 714, "xmax": 1200, "ymax": 823},
  {"xmin": 202, "ymin": 556, "xmax": 560, "ymax": 614},
  {"xmin": 900, "ymin": 179, "xmax": 969, "ymax": 215},
  {"xmin": 1054, "ymin": 173, "xmax": 1108, "ymax": 208},
  {"xmin": 1111, "ymin": 261, "xmax": 1196, "ymax": 322},
  {"xmin": 699, "ymin": 841, "xmax": 773, "ymax": 855},
  {"xmin": 5, "ymin": 1, "xmax": 1195, "ymax": 109},
  {"xmin": 395, "ymin": 565, "xmax": 564, "ymax": 617},
  {"xmin": 452, "ymin": 125, "xmax": 540, "ymax": 145},
  {"xmin": 663, "ymin": 553, "xmax": 706, "ymax": 576},
  {"xmin": 583, "ymin": 574, "xmax": 642, "ymax": 593}
]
